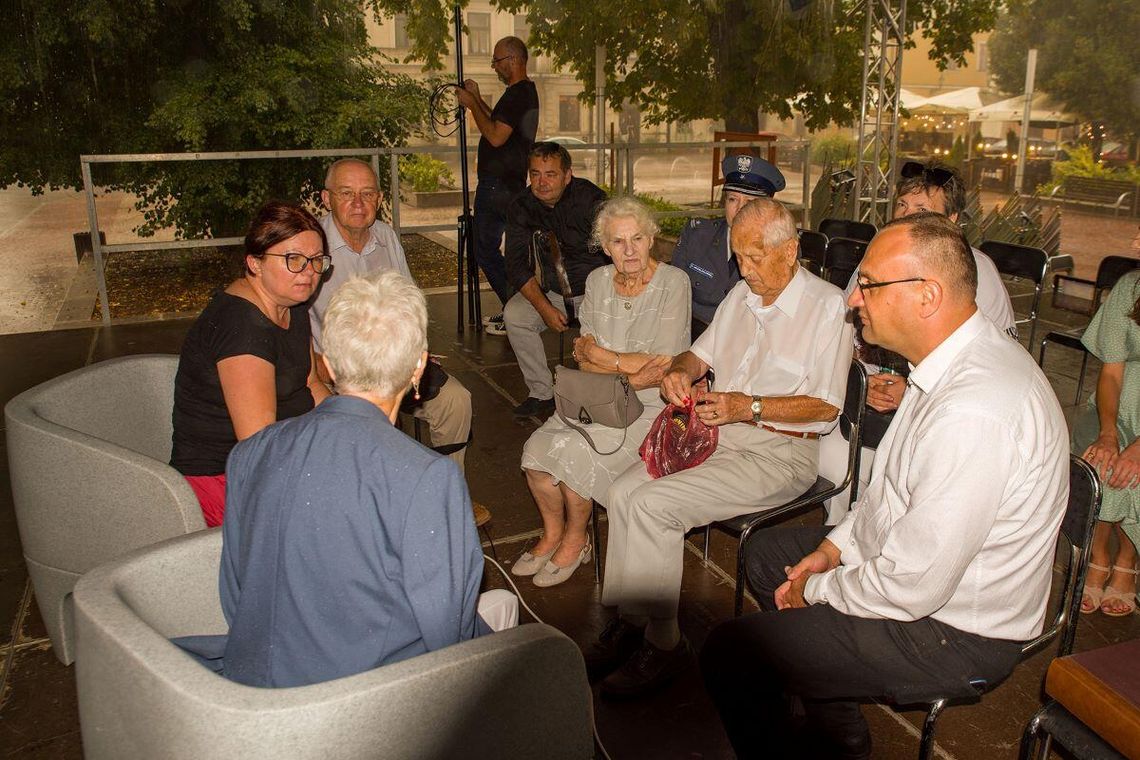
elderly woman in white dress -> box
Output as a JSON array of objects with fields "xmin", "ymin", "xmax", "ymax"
[{"xmin": 513, "ymin": 197, "xmax": 692, "ymax": 587}]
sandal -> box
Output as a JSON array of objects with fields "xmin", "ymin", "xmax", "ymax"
[
  {"xmin": 1081, "ymin": 561, "xmax": 1111, "ymax": 614},
  {"xmin": 1100, "ymin": 564, "xmax": 1139, "ymax": 617}
]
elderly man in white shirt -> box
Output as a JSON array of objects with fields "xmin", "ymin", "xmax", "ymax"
[
  {"xmin": 700, "ymin": 212, "xmax": 1069, "ymax": 760},
  {"xmin": 589, "ymin": 198, "xmax": 854, "ymax": 699},
  {"xmin": 309, "ymin": 159, "xmax": 474, "ymax": 475}
]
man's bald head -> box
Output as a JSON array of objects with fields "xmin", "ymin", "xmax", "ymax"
[{"xmin": 880, "ymin": 211, "xmax": 977, "ymax": 303}]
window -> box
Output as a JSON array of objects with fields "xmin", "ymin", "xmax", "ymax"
[
  {"xmin": 514, "ymin": 14, "xmax": 530, "ymax": 44},
  {"xmin": 468, "ymin": 12, "xmax": 490, "ymax": 55},
  {"xmin": 559, "ymin": 96, "xmax": 581, "ymax": 133},
  {"xmin": 393, "ymin": 14, "xmax": 409, "ymax": 49},
  {"xmin": 976, "ymin": 41, "xmax": 989, "ymax": 73}
]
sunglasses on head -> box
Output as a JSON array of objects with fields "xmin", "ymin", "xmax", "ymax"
[{"xmin": 900, "ymin": 161, "xmax": 956, "ymax": 187}]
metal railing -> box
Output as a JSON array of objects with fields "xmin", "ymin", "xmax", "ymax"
[{"xmin": 80, "ymin": 138, "xmax": 813, "ymax": 325}]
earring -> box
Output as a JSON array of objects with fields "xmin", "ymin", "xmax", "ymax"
[{"xmin": 412, "ymin": 379, "xmax": 421, "ymax": 401}]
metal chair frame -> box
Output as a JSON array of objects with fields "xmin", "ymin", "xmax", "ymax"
[
  {"xmin": 819, "ymin": 217, "xmax": 877, "ymax": 244},
  {"xmin": 823, "ymin": 237, "xmax": 868, "ymax": 290},
  {"xmin": 704, "ymin": 361, "xmax": 868, "ymax": 617},
  {"xmin": 797, "ymin": 228, "xmax": 829, "ymax": 277},
  {"xmin": 980, "ymin": 240, "xmax": 1050, "ymax": 348},
  {"xmin": 917, "ymin": 455, "xmax": 1102, "ymax": 760},
  {"xmin": 1038, "ymin": 255, "xmax": 1140, "ymax": 404}
]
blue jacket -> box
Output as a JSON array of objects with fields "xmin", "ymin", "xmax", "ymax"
[
  {"xmin": 176, "ymin": 395, "xmax": 485, "ymax": 688},
  {"xmin": 669, "ymin": 218, "xmax": 740, "ymax": 332}
]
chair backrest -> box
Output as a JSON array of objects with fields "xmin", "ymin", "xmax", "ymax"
[
  {"xmin": 979, "ymin": 240, "xmax": 1049, "ymax": 285},
  {"xmin": 1095, "ymin": 255, "xmax": 1140, "ymax": 293},
  {"xmin": 825, "ymin": 237, "xmax": 867, "ymax": 289},
  {"xmin": 73, "ymin": 530, "xmax": 595, "ymax": 760},
  {"xmin": 819, "ymin": 217, "xmax": 877, "ymax": 243},
  {"xmin": 797, "ymin": 228, "xmax": 828, "ymax": 276},
  {"xmin": 1022, "ymin": 455, "xmax": 1102, "ymax": 660},
  {"xmin": 837, "ymin": 361, "xmax": 869, "ymax": 502}
]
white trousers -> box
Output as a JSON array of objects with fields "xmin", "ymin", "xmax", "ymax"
[{"xmin": 601, "ymin": 424, "xmax": 819, "ymax": 620}]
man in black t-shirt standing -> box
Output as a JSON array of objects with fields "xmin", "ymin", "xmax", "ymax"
[{"xmin": 454, "ymin": 36, "xmax": 539, "ymax": 333}]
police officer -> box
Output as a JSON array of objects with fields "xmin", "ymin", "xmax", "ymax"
[{"xmin": 671, "ymin": 154, "xmax": 786, "ymax": 339}]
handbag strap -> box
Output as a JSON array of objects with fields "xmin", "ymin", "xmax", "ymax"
[{"xmin": 556, "ymin": 373, "xmax": 634, "ymax": 456}]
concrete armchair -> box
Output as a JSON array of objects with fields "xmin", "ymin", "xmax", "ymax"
[
  {"xmin": 73, "ymin": 529, "xmax": 595, "ymax": 760},
  {"xmin": 5, "ymin": 354, "xmax": 204, "ymax": 664}
]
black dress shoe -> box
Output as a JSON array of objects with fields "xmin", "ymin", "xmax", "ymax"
[
  {"xmin": 584, "ymin": 618, "xmax": 644, "ymax": 682},
  {"xmin": 600, "ymin": 636, "xmax": 692, "ymax": 699},
  {"xmin": 512, "ymin": 397, "xmax": 556, "ymax": 417}
]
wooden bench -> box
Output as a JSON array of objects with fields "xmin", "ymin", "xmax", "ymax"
[{"xmin": 1049, "ymin": 177, "xmax": 1136, "ymax": 216}]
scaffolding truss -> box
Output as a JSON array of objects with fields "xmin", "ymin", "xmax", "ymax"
[{"xmin": 853, "ymin": 0, "xmax": 907, "ymax": 227}]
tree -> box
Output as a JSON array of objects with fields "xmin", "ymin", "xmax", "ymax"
[
  {"xmin": 0, "ymin": 0, "xmax": 430, "ymax": 238},
  {"xmin": 367, "ymin": 0, "xmax": 999, "ymax": 133},
  {"xmin": 989, "ymin": 0, "xmax": 1139, "ymax": 157}
]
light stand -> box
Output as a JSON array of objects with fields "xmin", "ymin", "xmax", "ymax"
[{"xmin": 452, "ymin": 3, "xmax": 482, "ymax": 333}]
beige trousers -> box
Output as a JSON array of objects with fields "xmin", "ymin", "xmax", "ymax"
[
  {"xmin": 412, "ymin": 375, "xmax": 473, "ymax": 472},
  {"xmin": 601, "ymin": 424, "xmax": 818, "ymax": 619}
]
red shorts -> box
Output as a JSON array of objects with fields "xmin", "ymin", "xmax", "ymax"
[{"xmin": 185, "ymin": 474, "xmax": 227, "ymax": 527}]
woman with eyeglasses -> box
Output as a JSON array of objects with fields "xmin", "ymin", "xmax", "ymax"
[{"xmin": 171, "ymin": 201, "xmax": 332, "ymax": 526}]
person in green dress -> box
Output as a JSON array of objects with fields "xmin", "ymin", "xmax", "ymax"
[{"xmin": 1075, "ymin": 227, "xmax": 1140, "ymax": 616}]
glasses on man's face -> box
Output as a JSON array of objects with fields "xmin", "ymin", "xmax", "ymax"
[
  {"xmin": 330, "ymin": 188, "xmax": 380, "ymax": 204},
  {"xmin": 491, "ymin": 54, "xmax": 514, "ymax": 65},
  {"xmin": 899, "ymin": 161, "xmax": 956, "ymax": 188},
  {"xmin": 856, "ymin": 276, "xmax": 927, "ymax": 294},
  {"xmin": 265, "ymin": 252, "xmax": 333, "ymax": 274}
]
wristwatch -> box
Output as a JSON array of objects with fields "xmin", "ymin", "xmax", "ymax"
[{"xmin": 750, "ymin": 395, "xmax": 764, "ymax": 423}]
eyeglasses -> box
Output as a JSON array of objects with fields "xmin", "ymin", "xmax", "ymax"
[
  {"xmin": 491, "ymin": 54, "xmax": 514, "ymax": 65},
  {"xmin": 264, "ymin": 252, "xmax": 333, "ymax": 274},
  {"xmin": 899, "ymin": 161, "xmax": 956, "ymax": 188},
  {"xmin": 856, "ymin": 276, "xmax": 927, "ymax": 293},
  {"xmin": 329, "ymin": 188, "xmax": 380, "ymax": 204}
]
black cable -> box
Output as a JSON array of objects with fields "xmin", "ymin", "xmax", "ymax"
[{"xmin": 428, "ymin": 82, "xmax": 461, "ymax": 139}]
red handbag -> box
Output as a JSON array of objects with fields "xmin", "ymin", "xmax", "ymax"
[{"xmin": 639, "ymin": 400, "xmax": 719, "ymax": 479}]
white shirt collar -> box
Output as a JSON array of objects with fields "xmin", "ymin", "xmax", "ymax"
[
  {"xmin": 906, "ymin": 309, "xmax": 986, "ymax": 395},
  {"xmin": 743, "ymin": 266, "xmax": 807, "ymax": 319}
]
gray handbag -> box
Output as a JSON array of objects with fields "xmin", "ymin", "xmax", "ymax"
[{"xmin": 553, "ymin": 365, "xmax": 645, "ymax": 455}]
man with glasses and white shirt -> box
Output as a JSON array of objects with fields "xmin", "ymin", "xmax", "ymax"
[
  {"xmin": 310, "ymin": 160, "xmax": 479, "ymax": 518},
  {"xmin": 702, "ymin": 213, "xmax": 1068, "ymax": 759}
]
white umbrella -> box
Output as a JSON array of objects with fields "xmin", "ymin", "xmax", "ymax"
[
  {"xmin": 969, "ymin": 92, "xmax": 1078, "ymax": 125},
  {"xmin": 911, "ymin": 86, "xmax": 985, "ymax": 114}
]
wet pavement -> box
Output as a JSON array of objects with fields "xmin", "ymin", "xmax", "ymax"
[{"xmin": 2, "ymin": 280, "xmax": 1140, "ymax": 759}]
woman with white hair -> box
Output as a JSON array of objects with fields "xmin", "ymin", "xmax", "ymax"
[
  {"xmin": 179, "ymin": 270, "xmax": 513, "ymax": 688},
  {"xmin": 514, "ymin": 196, "xmax": 692, "ymax": 587}
]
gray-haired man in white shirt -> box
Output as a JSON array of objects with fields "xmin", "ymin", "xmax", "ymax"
[
  {"xmin": 590, "ymin": 198, "xmax": 854, "ymax": 699},
  {"xmin": 701, "ymin": 212, "xmax": 1069, "ymax": 760}
]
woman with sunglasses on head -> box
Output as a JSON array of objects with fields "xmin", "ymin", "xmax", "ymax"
[{"xmin": 171, "ymin": 201, "xmax": 332, "ymax": 526}]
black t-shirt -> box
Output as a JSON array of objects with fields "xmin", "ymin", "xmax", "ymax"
[
  {"xmin": 171, "ymin": 291, "xmax": 314, "ymax": 476},
  {"xmin": 476, "ymin": 79, "xmax": 539, "ymax": 191}
]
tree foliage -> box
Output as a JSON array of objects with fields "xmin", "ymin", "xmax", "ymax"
[
  {"xmin": 368, "ymin": 0, "xmax": 999, "ymax": 132},
  {"xmin": 989, "ymin": 0, "xmax": 1139, "ymax": 146},
  {"xmin": 1, "ymin": 0, "xmax": 430, "ymax": 237}
]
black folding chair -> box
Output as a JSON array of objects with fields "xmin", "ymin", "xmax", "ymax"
[
  {"xmin": 819, "ymin": 217, "xmax": 877, "ymax": 244},
  {"xmin": 705, "ymin": 361, "xmax": 867, "ymax": 617},
  {"xmin": 980, "ymin": 240, "xmax": 1050, "ymax": 347},
  {"xmin": 916, "ymin": 455, "xmax": 1102, "ymax": 760},
  {"xmin": 824, "ymin": 237, "xmax": 867, "ymax": 290},
  {"xmin": 797, "ymin": 228, "xmax": 828, "ymax": 277},
  {"xmin": 1039, "ymin": 256, "xmax": 1140, "ymax": 404}
]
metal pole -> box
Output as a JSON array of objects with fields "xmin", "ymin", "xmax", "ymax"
[
  {"xmin": 801, "ymin": 140, "xmax": 813, "ymax": 229},
  {"xmin": 595, "ymin": 46, "xmax": 606, "ymax": 186},
  {"xmin": 452, "ymin": 3, "xmax": 477, "ymax": 333},
  {"xmin": 1015, "ymin": 49, "xmax": 1038, "ymax": 195},
  {"xmin": 388, "ymin": 151, "xmax": 401, "ymax": 232},
  {"xmin": 81, "ymin": 159, "xmax": 112, "ymax": 326}
]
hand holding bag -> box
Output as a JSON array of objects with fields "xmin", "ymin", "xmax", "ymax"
[
  {"xmin": 639, "ymin": 400, "xmax": 719, "ymax": 479},
  {"xmin": 553, "ymin": 365, "xmax": 645, "ymax": 455}
]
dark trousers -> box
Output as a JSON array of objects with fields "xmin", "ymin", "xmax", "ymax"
[
  {"xmin": 699, "ymin": 526, "xmax": 1022, "ymax": 759},
  {"xmin": 472, "ymin": 177, "xmax": 515, "ymax": 306}
]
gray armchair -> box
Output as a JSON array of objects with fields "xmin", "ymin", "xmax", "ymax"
[
  {"xmin": 73, "ymin": 529, "xmax": 595, "ymax": 760},
  {"xmin": 5, "ymin": 354, "xmax": 204, "ymax": 664}
]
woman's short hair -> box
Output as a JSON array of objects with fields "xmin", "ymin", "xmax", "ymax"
[
  {"xmin": 321, "ymin": 270, "xmax": 428, "ymax": 398},
  {"xmin": 590, "ymin": 196, "xmax": 660, "ymax": 250},
  {"xmin": 240, "ymin": 201, "xmax": 327, "ymax": 276}
]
